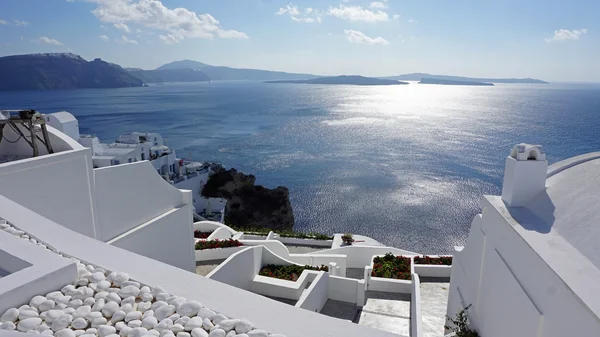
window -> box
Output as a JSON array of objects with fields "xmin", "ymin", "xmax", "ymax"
[
  {"xmin": 128, "ymin": 158, "xmax": 132, "ymax": 163},
  {"xmin": 114, "ymin": 160, "xmax": 120, "ymax": 165},
  {"xmin": 141, "ymin": 153, "xmax": 145, "ymax": 160}
]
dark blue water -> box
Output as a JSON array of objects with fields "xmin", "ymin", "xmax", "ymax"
[{"xmin": 2, "ymin": 81, "xmax": 599, "ymax": 253}]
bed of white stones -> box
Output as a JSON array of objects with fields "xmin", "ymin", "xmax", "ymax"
[{"xmin": 0, "ymin": 220, "xmax": 285, "ymax": 337}]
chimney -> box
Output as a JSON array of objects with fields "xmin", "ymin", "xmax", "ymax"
[{"xmin": 501, "ymin": 144, "xmax": 548, "ymax": 207}]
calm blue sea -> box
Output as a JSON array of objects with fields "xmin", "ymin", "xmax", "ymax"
[{"xmin": 1, "ymin": 81, "xmax": 599, "ymax": 253}]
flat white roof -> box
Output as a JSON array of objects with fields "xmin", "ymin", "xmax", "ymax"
[{"xmin": 489, "ymin": 152, "xmax": 600, "ymax": 319}]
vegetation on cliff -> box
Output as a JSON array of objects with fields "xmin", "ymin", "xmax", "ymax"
[{"xmin": 202, "ymin": 167, "xmax": 294, "ymax": 230}]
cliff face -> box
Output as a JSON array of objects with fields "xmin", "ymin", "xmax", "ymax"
[
  {"xmin": 0, "ymin": 53, "xmax": 142, "ymax": 90},
  {"xmin": 202, "ymin": 167, "xmax": 294, "ymax": 230}
]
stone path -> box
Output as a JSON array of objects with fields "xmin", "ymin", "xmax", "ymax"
[
  {"xmin": 420, "ymin": 278, "xmax": 450, "ymax": 337},
  {"xmin": 195, "ymin": 259, "xmax": 225, "ymax": 277},
  {"xmin": 357, "ymin": 291, "xmax": 411, "ymax": 336}
]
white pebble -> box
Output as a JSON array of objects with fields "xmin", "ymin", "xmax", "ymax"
[
  {"xmin": 154, "ymin": 305, "xmax": 175, "ymax": 321},
  {"xmin": 55, "ymin": 328, "xmax": 76, "ymax": 337},
  {"xmin": 112, "ymin": 310, "xmax": 127, "ymax": 323},
  {"xmin": 218, "ymin": 319, "xmax": 239, "ymax": 332},
  {"xmin": 120, "ymin": 326, "xmax": 132, "ymax": 336},
  {"xmin": 169, "ymin": 324, "xmax": 184, "ymax": 334},
  {"xmin": 151, "ymin": 301, "xmax": 168, "ymax": 311},
  {"xmin": 51, "ymin": 314, "xmax": 73, "ymax": 331},
  {"xmin": 63, "ymin": 308, "xmax": 75, "ymax": 315},
  {"xmin": 92, "ymin": 317, "xmax": 109, "ymax": 328},
  {"xmin": 177, "ymin": 333, "xmax": 191, "ymax": 337},
  {"xmin": 128, "ymin": 320, "xmax": 143, "ymax": 328},
  {"xmin": 98, "ymin": 325, "xmax": 117, "ymax": 337},
  {"xmin": 121, "ymin": 303, "xmax": 134, "ymax": 314},
  {"xmin": 61, "ymin": 285, "xmax": 76, "ymax": 296},
  {"xmin": 75, "ymin": 278, "xmax": 89, "ymax": 287},
  {"xmin": 160, "ymin": 331, "xmax": 175, "ymax": 337},
  {"xmin": 122, "ymin": 281, "xmax": 141, "ymax": 288},
  {"xmin": 202, "ymin": 318, "xmax": 213, "ymax": 331},
  {"xmin": 168, "ymin": 314, "xmax": 180, "ymax": 322},
  {"xmin": 98, "ymin": 280, "xmax": 112, "ymax": 291},
  {"xmin": 122, "ymin": 296, "xmax": 135, "ymax": 307},
  {"xmin": 38, "ymin": 300, "xmax": 56, "ymax": 312},
  {"xmin": 234, "ymin": 320, "xmax": 252, "ymax": 334},
  {"xmin": 116, "ymin": 322, "xmax": 127, "ymax": 330},
  {"xmin": 183, "ymin": 317, "xmax": 202, "ymax": 331},
  {"xmin": 126, "ymin": 311, "xmax": 143, "ymax": 322},
  {"xmin": 190, "ymin": 328, "xmax": 208, "ymax": 337},
  {"xmin": 155, "ymin": 319, "xmax": 172, "ymax": 332},
  {"xmin": 143, "ymin": 310, "xmax": 155, "ymax": 319},
  {"xmin": 148, "ymin": 331, "xmax": 160, "ymax": 337},
  {"xmin": 174, "ymin": 317, "xmax": 189, "ymax": 326},
  {"xmin": 17, "ymin": 317, "xmax": 42, "ymax": 332},
  {"xmin": 86, "ymin": 311, "xmax": 103, "ymax": 321},
  {"xmin": 113, "ymin": 272, "xmax": 129, "ymax": 287},
  {"xmin": 18, "ymin": 309, "xmax": 39, "ymax": 320},
  {"xmin": 93, "ymin": 298, "xmax": 106, "ymax": 312},
  {"xmin": 46, "ymin": 291, "xmax": 62, "ymax": 301},
  {"xmin": 41, "ymin": 329, "xmax": 54, "ymax": 336},
  {"xmin": 138, "ymin": 301, "xmax": 152, "ymax": 313},
  {"xmin": 0, "ymin": 308, "xmax": 19, "ymax": 322},
  {"xmin": 141, "ymin": 293, "xmax": 154, "ymax": 302},
  {"xmin": 142, "ymin": 316, "xmax": 158, "ymax": 329},
  {"xmin": 73, "ymin": 305, "xmax": 92, "ymax": 319},
  {"xmin": 91, "ymin": 272, "xmax": 106, "ymax": 283},
  {"xmin": 128, "ymin": 327, "xmax": 148, "ymax": 337},
  {"xmin": 69, "ymin": 299, "xmax": 84, "ymax": 308},
  {"xmin": 0, "ymin": 322, "xmax": 16, "ymax": 330},
  {"xmin": 83, "ymin": 297, "xmax": 96, "ymax": 306},
  {"xmin": 86, "ymin": 328, "xmax": 98, "ymax": 334},
  {"xmin": 72, "ymin": 318, "xmax": 89, "ymax": 330},
  {"xmin": 156, "ymin": 293, "xmax": 170, "ymax": 302},
  {"xmin": 29, "ymin": 295, "xmax": 47, "ymax": 309},
  {"xmin": 45, "ymin": 310, "xmax": 63, "ymax": 323},
  {"xmin": 225, "ymin": 332, "xmax": 235, "ymax": 337},
  {"xmin": 95, "ymin": 292, "xmax": 109, "ymax": 301},
  {"xmin": 176, "ymin": 302, "xmax": 201, "ymax": 318},
  {"xmin": 207, "ymin": 329, "xmax": 225, "ymax": 337},
  {"xmin": 56, "ymin": 303, "xmax": 67, "ymax": 310},
  {"xmin": 212, "ymin": 314, "xmax": 228, "ymax": 325},
  {"xmin": 103, "ymin": 301, "xmax": 120, "ymax": 317},
  {"xmin": 198, "ymin": 308, "xmax": 215, "ymax": 320},
  {"xmin": 106, "ymin": 293, "xmax": 122, "ymax": 304}
]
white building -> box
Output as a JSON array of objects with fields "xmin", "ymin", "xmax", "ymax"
[
  {"xmin": 447, "ymin": 144, "xmax": 600, "ymax": 337},
  {"xmin": 1, "ymin": 110, "xmax": 599, "ymax": 337},
  {"xmin": 44, "ymin": 111, "xmax": 226, "ymax": 219}
]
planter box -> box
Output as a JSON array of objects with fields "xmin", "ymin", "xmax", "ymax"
[
  {"xmin": 366, "ymin": 254, "xmax": 414, "ymax": 294},
  {"xmin": 195, "ymin": 246, "xmax": 246, "ymax": 261},
  {"xmin": 413, "ymin": 264, "xmax": 452, "ymax": 278},
  {"xmin": 276, "ymin": 236, "xmax": 333, "ymax": 247}
]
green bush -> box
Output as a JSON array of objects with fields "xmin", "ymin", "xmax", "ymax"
[
  {"xmin": 229, "ymin": 226, "xmax": 333, "ymax": 241},
  {"xmin": 445, "ymin": 305, "xmax": 479, "ymax": 337},
  {"xmin": 195, "ymin": 239, "xmax": 243, "ymax": 250},
  {"xmin": 259, "ymin": 264, "xmax": 329, "ymax": 281},
  {"xmin": 414, "ymin": 255, "xmax": 453, "ymax": 265},
  {"xmin": 371, "ymin": 253, "xmax": 412, "ymax": 280}
]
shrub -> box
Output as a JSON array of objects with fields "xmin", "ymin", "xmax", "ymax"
[
  {"xmin": 372, "ymin": 253, "xmax": 412, "ymax": 280},
  {"xmin": 259, "ymin": 264, "xmax": 329, "ymax": 281},
  {"xmin": 414, "ymin": 255, "xmax": 453, "ymax": 265},
  {"xmin": 195, "ymin": 239, "xmax": 243, "ymax": 250},
  {"xmin": 445, "ymin": 305, "xmax": 479, "ymax": 337},
  {"xmin": 341, "ymin": 233, "xmax": 354, "ymax": 245},
  {"xmin": 194, "ymin": 230, "xmax": 213, "ymax": 239},
  {"xmin": 229, "ymin": 226, "xmax": 333, "ymax": 241}
]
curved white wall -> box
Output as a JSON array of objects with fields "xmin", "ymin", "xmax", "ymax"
[
  {"xmin": 94, "ymin": 161, "xmax": 189, "ymax": 241},
  {"xmin": 313, "ymin": 246, "xmax": 417, "ymax": 268}
]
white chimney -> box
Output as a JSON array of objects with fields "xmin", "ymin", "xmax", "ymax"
[{"xmin": 501, "ymin": 143, "xmax": 548, "ymax": 207}]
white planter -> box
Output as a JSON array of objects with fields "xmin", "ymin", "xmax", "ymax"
[
  {"xmin": 366, "ymin": 254, "xmax": 413, "ymax": 294},
  {"xmin": 194, "ymin": 246, "xmax": 245, "ymax": 261},
  {"xmin": 413, "ymin": 264, "xmax": 452, "ymax": 278}
]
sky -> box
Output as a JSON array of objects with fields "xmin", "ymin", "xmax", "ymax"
[{"xmin": 0, "ymin": 0, "xmax": 599, "ymax": 82}]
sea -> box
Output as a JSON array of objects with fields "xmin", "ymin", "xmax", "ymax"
[{"xmin": 1, "ymin": 81, "xmax": 599, "ymax": 254}]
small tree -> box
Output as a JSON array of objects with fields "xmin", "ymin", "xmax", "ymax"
[
  {"xmin": 341, "ymin": 233, "xmax": 354, "ymax": 245},
  {"xmin": 445, "ymin": 305, "xmax": 479, "ymax": 337}
]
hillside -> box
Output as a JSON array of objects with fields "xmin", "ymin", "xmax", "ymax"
[
  {"xmin": 0, "ymin": 53, "xmax": 142, "ymax": 90},
  {"xmin": 266, "ymin": 75, "xmax": 408, "ymax": 86},
  {"xmin": 384, "ymin": 73, "xmax": 548, "ymax": 84},
  {"xmin": 127, "ymin": 68, "xmax": 210, "ymax": 83},
  {"xmin": 156, "ymin": 60, "xmax": 317, "ymax": 81}
]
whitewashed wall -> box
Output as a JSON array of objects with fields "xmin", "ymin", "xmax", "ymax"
[
  {"xmin": 447, "ymin": 197, "xmax": 600, "ymax": 337},
  {"xmin": 94, "ymin": 161, "xmax": 189, "ymax": 241},
  {"xmin": 296, "ymin": 272, "xmax": 329, "ymax": 312},
  {"xmin": 328, "ymin": 275, "xmax": 365, "ymax": 305},
  {"xmin": 0, "ymin": 148, "xmax": 97, "ymax": 238},
  {"xmin": 313, "ymin": 246, "xmax": 417, "ymax": 268},
  {"xmin": 108, "ymin": 205, "xmax": 195, "ymax": 272},
  {"xmin": 207, "ymin": 246, "xmax": 263, "ymax": 291}
]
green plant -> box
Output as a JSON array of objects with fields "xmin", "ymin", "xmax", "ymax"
[
  {"xmin": 371, "ymin": 253, "xmax": 411, "ymax": 280},
  {"xmin": 445, "ymin": 305, "xmax": 479, "ymax": 337},
  {"xmin": 195, "ymin": 239, "xmax": 243, "ymax": 250},
  {"xmin": 228, "ymin": 225, "xmax": 333, "ymax": 241},
  {"xmin": 414, "ymin": 255, "xmax": 453, "ymax": 265},
  {"xmin": 259, "ymin": 264, "xmax": 329, "ymax": 281},
  {"xmin": 341, "ymin": 233, "xmax": 354, "ymax": 245}
]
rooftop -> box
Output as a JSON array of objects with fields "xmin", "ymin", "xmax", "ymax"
[{"xmin": 489, "ymin": 152, "xmax": 600, "ymax": 320}]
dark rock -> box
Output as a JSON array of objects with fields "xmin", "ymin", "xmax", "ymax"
[{"xmin": 202, "ymin": 167, "xmax": 294, "ymax": 230}]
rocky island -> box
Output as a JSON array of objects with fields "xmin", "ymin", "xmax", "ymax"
[
  {"xmin": 0, "ymin": 53, "xmax": 142, "ymax": 90},
  {"xmin": 201, "ymin": 166, "xmax": 294, "ymax": 230},
  {"xmin": 266, "ymin": 75, "xmax": 408, "ymax": 86},
  {"xmin": 419, "ymin": 77, "xmax": 494, "ymax": 86}
]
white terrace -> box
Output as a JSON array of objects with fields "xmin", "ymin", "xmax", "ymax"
[{"xmin": 0, "ymin": 110, "xmax": 599, "ymax": 337}]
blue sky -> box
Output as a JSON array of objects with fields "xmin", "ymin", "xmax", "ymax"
[{"xmin": 0, "ymin": 0, "xmax": 598, "ymax": 82}]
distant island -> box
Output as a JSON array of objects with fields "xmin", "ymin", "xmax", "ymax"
[
  {"xmin": 265, "ymin": 75, "xmax": 408, "ymax": 86},
  {"xmin": 0, "ymin": 53, "xmax": 142, "ymax": 90},
  {"xmin": 384, "ymin": 73, "xmax": 548, "ymax": 84},
  {"xmin": 419, "ymin": 78, "xmax": 494, "ymax": 86}
]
